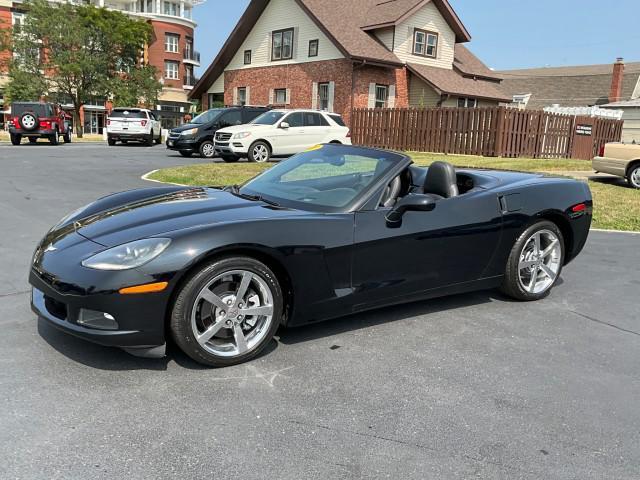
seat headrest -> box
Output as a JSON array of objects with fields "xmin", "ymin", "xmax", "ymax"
[{"xmin": 424, "ymin": 161, "xmax": 459, "ymax": 198}]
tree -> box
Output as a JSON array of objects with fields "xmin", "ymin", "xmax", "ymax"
[
  {"xmin": 111, "ymin": 65, "xmax": 162, "ymax": 109},
  {"xmin": 1, "ymin": 0, "xmax": 161, "ymax": 137}
]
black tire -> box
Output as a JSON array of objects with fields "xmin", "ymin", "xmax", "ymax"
[
  {"xmin": 63, "ymin": 130, "xmax": 72, "ymax": 143},
  {"xmin": 221, "ymin": 155, "xmax": 239, "ymax": 163},
  {"xmin": 627, "ymin": 164, "xmax": 640, "ymax": 189},
  {"xmin": 19, "ymin": 112, "xmax": 38, "ymax": 131},
  {"xmin": 170, "ymin": 256, "xmax": 283, "ymax": 367},
  {"xmin": 49, "ymin": 130, "xmax": 59, "ymax": 145},
  {"xmin": 179, "ymin": 151, "xmax": 193, "ymax": 158},
  {"xmin": 248, "ymin": 140, "xmax": 271, "ymax": 163},
  {"xmin": 500, "ymin": 220, "xmax": 565, "ymax": 301},
  {"xmin": 146, "ymin": 131, "xmax": 154, "ymax": 146},
  {"xmin": 107, "ymin": 136, "xmax": 116, "ymax": 146},
  {"xmin": 10, "ymin": 134, "xmax": 21, "ymax": 146},
  {"xmin": 199, "ymin": 140, "xmax": 216, "ymax": 159},
  {"xmin": 28, "ymin": 137, "xmax": 38, "ymax": 144}
]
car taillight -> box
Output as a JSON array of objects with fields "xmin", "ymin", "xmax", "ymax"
[
  {"xmin": 107, "ymin": 119, "xmax": 111, "ymax": 126},
  {"xmin": 39, "ymin": 120, "xmax": 52, "ymax": 128},
  {"xmin": 598, "ymin": 144, "xmax": 605, "ymax": 157},
  {"xmin": 572, "ymin": 203, "xmax": 587, "ymax": 213},
  {"xmin": 12, "ymin": 117, "xmax": 20, "ymax": 128},
  {"xmin": 141, "ymin": 120, "xmax": 147, "ymax": 127},
  {"xmin": 346, "ymin": 130, "xmax": 351, "ymax": 138}
]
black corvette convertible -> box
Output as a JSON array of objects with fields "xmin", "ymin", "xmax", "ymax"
[{"xmin": 30, "ymin": 144, "xmax": 592, "ymax": 366}]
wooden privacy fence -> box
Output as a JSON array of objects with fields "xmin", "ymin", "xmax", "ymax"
[{"xmin": 350, "ymin": 107, "xmax": 624, "ymax": 160}]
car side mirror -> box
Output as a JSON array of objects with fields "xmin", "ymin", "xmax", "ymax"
[
  {"xmin": 280, "ymin": 122, "xmax": 290, "ymax": 129},
  {"xmin": 385, "ymin": 194, "xmax": 436, "ymax": 228}
]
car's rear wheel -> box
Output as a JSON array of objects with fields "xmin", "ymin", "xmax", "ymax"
[
  {"xmin": 170, "ymin": 257, "xmax": 283, "ymax": 367},
  {"xmin": 222, "ymin": 155, "xmax": 239, "ymax": 163},
  {"xmin": 501, "ymin": 221, "xmax": 564, "ymax": 301},
  {"xmin": 107, "ymin": 136, "xmax": 116, "ymax": 146},
  {"xmin": 154, "ymin": 131, "xmax": 162, "ymax": 145},
  {"xmin": 146, "ymin": 131, "xmax": 154, "ymax": 146},
  {"xmin": 10, "ymin": 134, "xmax": 21, "ymax": 146},
  {"xmin": 49, "ymin": 130, "xmax": 59, "ymax": 145},
  {"xmin": 63, "ymin": 130, "xmax": 72, "ymax": 143},
  {"xmin": 248, "ymin": 141, "xmax": 271, "ymax": 163},
  {"xmin": 627, "ymin": 165, "xmax": 640, "ymax": 189},
  {"xmin": 179, "ymin": 151, "xmax": 193, "ymax": 158},
  {"xmin": 199, "ymin": 140, "xmax": 216, "ymax": 159},
  {"xmin": 28, "ymin": 137, "xmax": 38, "ymax": 144}
]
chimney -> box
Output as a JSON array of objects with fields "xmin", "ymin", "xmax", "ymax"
[{"xmin": 609, "ymin": 57, "xmax": 625, "ymax": 103}]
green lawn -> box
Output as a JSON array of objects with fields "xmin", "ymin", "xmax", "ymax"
[{"xmin": 149, "ymin": 152, "xmax": 639, "ymax": 232}]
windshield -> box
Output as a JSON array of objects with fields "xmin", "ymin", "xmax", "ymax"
[
  {"xmin": 191, "ymin": 109, "xmax": 223, "ymax": 124},
  {"xmin": 240, "ymin": 144, "xmax": 403, "ymax": 212},
  {"xmin": 250, "ymin": 111, "xmax": 285, "ymax": 125}
]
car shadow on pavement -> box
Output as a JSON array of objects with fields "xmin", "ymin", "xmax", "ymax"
[
  {"xmin": 278, "ymin": 289, "xmax": 510, "ymax": 346},
  {"xmin": 37, "ymin": 316, "xmax": 279, "ymax": 371},
  {"xmin": 37, "ymin": 289, "xmax": 516, "ymax": 371},
  {"xmin": 589, "ymin": 176, "xmax": 632, "ymax": 188}
]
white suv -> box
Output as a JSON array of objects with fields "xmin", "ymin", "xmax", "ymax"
[
  {"xmin": 214, "ymin": 109, "xmax": 351, "ymax": 163},
  {"xmin": 107, "ymin": 108, "xmax": 162, "ymax": 146}
]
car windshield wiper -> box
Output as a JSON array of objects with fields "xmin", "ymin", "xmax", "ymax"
[{"xmin": 225, "ymin": 185, "xmax": 281, "ymax": 207}]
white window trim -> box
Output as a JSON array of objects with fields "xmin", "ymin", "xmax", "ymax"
[
  {"xmin": 164, "ymin": 60, "xmax": 180, "ymax": 80},
  {"xmin": 165, "ymin": 33, "xmax": 179, "ymax": 53}
]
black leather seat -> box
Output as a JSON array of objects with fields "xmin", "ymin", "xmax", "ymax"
[{"xmin": 423, "ymin": 161, "xmax": 459, "ymax": 200}]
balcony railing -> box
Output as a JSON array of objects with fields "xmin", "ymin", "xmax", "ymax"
[
  {"xmin": 183, "ymin": 49, "xmax": 201, "ymax": 63},
  {"xmin": 184, "ymin": 76, "xmax": 199, "ymax": 87}
]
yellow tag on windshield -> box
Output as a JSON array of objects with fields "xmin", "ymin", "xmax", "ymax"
[{"xmin": 305, "ymin": 144, "xmax": 323, "ymax": 152}]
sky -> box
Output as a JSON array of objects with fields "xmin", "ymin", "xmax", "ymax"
[{"xmin": 193, "ymin": 0, "xmax": 640, "ymax": 76}]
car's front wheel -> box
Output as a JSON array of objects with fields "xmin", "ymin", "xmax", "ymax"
[
  {"xmin": 628, "ymin": 164, "xmax": 640, "ymax": 189},
  {"xmin": 170, "ymin": 257, "xmax": 283, "ymax": 367},
  {"xmin": 63, "ymin": 130, "xmax": 72, "ymax": 143},
  {"xmin": 199, "ymin": 140, "xmax": 216, "ymax": 159},
  {"xmin": 501, "ymin": 221, "xmax": 564, "ymax": 301},
  {"xmin": 248, "ymin": 141, "xmax": 271, "ymax": 163}
]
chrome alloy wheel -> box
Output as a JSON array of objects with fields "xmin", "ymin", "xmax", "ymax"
[
  {"xmin": 630, "ymin": 166, "xmax": 640, "ymax": 189},
  {"xmin": 22, "ymin": 114, "xmax": 36, "ymax": 129},
  {"xmin": 191, "ymin": 270, "xmax": 275, "ymax": 358},
  {"xmin": 252, "ymin": 144, "xmax": 269, "ymax": 162},
  {"xmin": 517, "ymin": 229, "xmax": 562, "ymax": 295},
  {"xmin": 201, "ymin": 142, "xmax": 215, "ymax": 158}
]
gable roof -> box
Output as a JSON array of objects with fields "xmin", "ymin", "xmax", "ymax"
[
  {"xmin": 499, "ymin": 62, "xmax": 640, "ymax": 109},
  {"xmin": 453, "ymin": 44, "xmax": 502, "ymax": 81},
  {"xmin": 191, "ymin": 0, "xmax": 479, "ymax": 99},
  {"xmin": 408, "ymin": 63, "xmax": 512, "ymax": 102}
]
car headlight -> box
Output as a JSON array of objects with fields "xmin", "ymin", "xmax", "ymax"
[
  {"xmin": 82, "ymin": 238, "xmax": 171, "ymax": 271},
  {"xmin": 232, "ymin": 132, "xmax": 252, "ymax": 140},
  {"xmin": 180, "ymin": 128, "xmax": 199, "ymax": 137}
]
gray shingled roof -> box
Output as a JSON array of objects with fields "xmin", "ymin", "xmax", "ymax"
[{"xmin": 499, "ymin": 62, "xmax": 640, "ymax": 109}]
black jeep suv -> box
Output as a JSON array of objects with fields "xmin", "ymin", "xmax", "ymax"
[
  {"xmin": 166, "ymin": 106, "xmax": 269, "ymax": 160},
  {"xmin": 9, "ymin": 102, "xmax": 72, "ymax": 145}
]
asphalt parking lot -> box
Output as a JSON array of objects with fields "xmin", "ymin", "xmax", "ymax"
[{"xmin": 1, "ymin": 142, "xmax": 639, "ymax": 479}]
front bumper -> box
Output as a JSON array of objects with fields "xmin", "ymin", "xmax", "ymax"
[
  {"xmin": 166, "ymin": 137, "xmax": 198, "ymax": 152},
  {"xmin": 214, "ymin": 141, "xmax": 247, "ymax": 156},
  {"xmin": 29, "ymin": 265, "xmax": 169, "ymax": 350}
]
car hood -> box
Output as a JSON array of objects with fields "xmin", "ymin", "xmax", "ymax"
[
  {"xmin": 218, "ymin": 124, "xmax": 272, "ymax": 134},
  {"xmin": 69, "ymin": 188, "xmax": 301, "ymax": 247},
  {"xmin": 170, "ymin": 123, "xmax": 203, "ymax": 133}
]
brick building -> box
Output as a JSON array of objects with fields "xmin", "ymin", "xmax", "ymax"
[
  {"xmin": 0, "ymin": 0, "xmax": 203, "ymax": 131},
  {"xmin": 190, "ymin": 0, "xmax": 510, "ymax": 126}
]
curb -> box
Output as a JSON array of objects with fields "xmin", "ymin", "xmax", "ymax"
[
  {"xmin": 141, "ymin": 170, "xmax": 188, "ymax": 186},
  {"xmin": 591, "ymin": 228, "xmax": 640, "ymax": 235}
]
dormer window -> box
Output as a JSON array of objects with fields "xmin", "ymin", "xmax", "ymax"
[
  {"xmin": 413, "ymin": 29, "xmax": 438, "ymax": 58},
  {"xmin": 272, "ymin": 28, "xmax": 294, "ymax": 61}
]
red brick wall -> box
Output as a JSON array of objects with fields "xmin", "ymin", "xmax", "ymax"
[
  {"xmin": 147, "ymin": 20, "xmax": 193, "ymax": 89},
  {"xmin": 0, "ymin": 7, "xmax": 12, "ymax": 75},
  {"xmin": 223, "ymin": 59, "xmax": 409, "ymax": 126}
]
